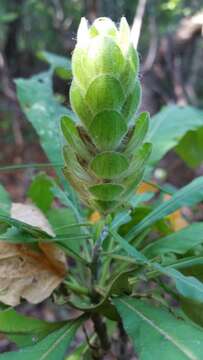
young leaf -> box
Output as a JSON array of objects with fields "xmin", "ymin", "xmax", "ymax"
[
  {"xmin": 0, "ymin": 318, "xmax": 83, "ymax": 360},
  {"xmin": 127, "ymin": 177, "xmax": 203, "ymax": 241},
  {"xmin": 114, "ymin": 296, "xmax": 203, "ymax": 360},
  {"xmin": 143, "ymin": 223, "xmax": 203, "ymax": 258}
]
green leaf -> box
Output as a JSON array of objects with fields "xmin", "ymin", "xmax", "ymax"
[
  {"xmin": 15, "ymin": 71, "xmax": 72, "ymax": 170},
  {"xmin": 147, "ymin": 105, "xmax": 203, "ymax": 165},
  {"xmin": 0, "ymin": 184, "xmax": 11, "ymax": 216},
  {"xmin": 90, "ymin": 151, "xmax": 129, "ymax": 179},
  {"xmin": 143, "ymin": 223, "xmax": 203, "ymax": 258},
  {"xmin": 111, "ymin": 230, "xmax": 203, "ymax": 305},
  {"xmin": 0, "ymin": 318, "xmax": 83, "ymax": 360},
  {"xmin": 180, "ymin": 297, "xmax": 203, "ymax": 328},
  {"xmin": 89, "ymin": 183, "xmax": 124, "ymax": 201},
  {"xmin": 176, "ymin": 127, "xmax": 203, "ymax": 168},
  {"xmin": 85, "ymin": 75, "xmax": 124, "ymax": 114},
  {"xmin": 89, "ymin": 110, "xmax": 127, "ymax": 150},
  {"xmin": 127, "ymin": 177, "xmax": 203, "ymax": 241},
  {"xmin": 61, "ymin": 115, "xmax": 90, "ymax": 160},
  {"xmin": 0, "ymin": 214, "xmax": 52, "ymax": 239},
  {"xmin": 47, "ymin": 208, "xmax": 84, "ymax": 253},
  {"xmin": 114, "ymin": 296, "xmax": 203, "ymax": 360},
  {"xmin": 121, "ymin": 81, "xmax": 141, "ymax": 122},
  {"xmin": 110, "ymin": 229, "xmax": 147, "ymax": 263},
  {"xmin": 70, "ymin": 81, "xmax": 93, "ymax": 128},
  {"xmin": 165, "ymin": 268, "xmax": 203, "ymax": 304},
  {"xmin": 0, "ymin": 308, "xmax": 63, "ymax": 347},
  {"xmin": 38, "ymin": 51, "xmax": 72, "ymax": 80},
  {"xmin": 0, "ymin": 226, "xmax": 37, "ymax": 244},
  {"xmin": 0, "ymin": 13, "xmax": 18, "ymax": 23},
  {"xmin": 124, "ymin": 112, "xmax": 149, "ymax": 156},
  {"xmin": 66, "ymin": 340, "xmax": 92, "ymax": 360},
  {"xmin": 27, "ymin": 173, "xmax": 54, "ymax": 213}
]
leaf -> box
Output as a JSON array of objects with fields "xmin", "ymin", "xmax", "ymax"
[
  {"xmin": 89, "ymin": 183, "xmax": 124, "ymax": 201},
  {"xmin": 11, "ymin": 203, "xmax": 54, "ymax": 237},
  {"xmin": 90, "ymin": 151, "xmax": 129, "ymax": 179},
  {"xmin": 143, "ymin": 223, "xmax": 203, "ymax": 258},
  {"xmin": 176, "ymin": 127, "xmax": 203, "ymax": 168},
  {"xmin": 147, "ymin": 105, "xmax": 203, "ymax": 165},
  {"xmin": 111, "ymin": 230, "xmax": 203, "ymax": 305},
  {"xmin": 15, "ymin": 71, "xmax": 73, "ymax": 170},
  {"xmin": 47, "ymin": 208, "xmax": 85, "ymax": 254},
  {"xmin": 0, "ymin": 318, "xmax": 83, "ymax": 360},
  {"xmin": 164, "ymin": 268, "xmax": 203, "ymax": 304},
  {"xmin": 27, "ymin": 173, "xmax": 54, "ymax": 213},
  {"xmin": 0, "ymin": 203, "xmax": 66, "ymax": 306},
  {"xmin": 114, "ymin": 296, "xmax": 203, "ymax": 360},
  {"xmin": 85, "ymin": 75, "xmax": 124, "ymax": 114},
  {"xmin": 0, "ymin": 184, "xmax": 11, "ymax": 216},
  {"xmin": 127, "ymin": 177, "xmax": 203, "ymax": 241},
  {"xmin": 89, "ymin": 110, "xmax": 127, "ymax": 150},
  {"xmin": 38, "ymin": 51, "xmax": 72, "ymax": 80},
  {"xmin": 124, "ymin": 112, "xmax": 149, "ymax": 156},
  {"xmin": 0, "ymin": 240, "xmax": 67, "ymax": 306},
  {"xmin": 110, "ymin": 229, "xmax": 147, "ymax": 263},
  {"xmin": 0, "ymin": 308, "xmax": 63, "ymax": 347}
]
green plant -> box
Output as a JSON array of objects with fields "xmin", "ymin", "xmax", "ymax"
[{"xmin": 1, "ymin": 17, "xmax": 203, "ymax": 360}]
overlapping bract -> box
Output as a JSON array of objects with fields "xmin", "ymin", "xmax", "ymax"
[{"xmin": 62, "ymin": 17, "xmax": 152, "ymax": 213}]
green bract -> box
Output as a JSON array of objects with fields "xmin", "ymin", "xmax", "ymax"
[{"xmin": 62, "ymin": 17, "xmax": 152, "ymax": 213}]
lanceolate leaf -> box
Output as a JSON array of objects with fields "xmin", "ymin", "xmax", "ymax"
[
  {"xmin": 112, "ymin": 230, "xmax": 203, "ymax": 304},
  {"xmin": 0, "ymin": 308, "xmax": 63, "ymax": 347},
  {"xmin": 127, "ymin": 177, "xmax": 203, "ymax": 241},
  {"xmin": 143, "ymin": 223, "xmax": 203, "ymax": 258},
  {"xmin": 114, "ymin": 296, "xmax": 203, "ymax": 360},
  {"xmin": 147, "ymin": 105, "xmax": 203, "ymax": 165},
  {"xmin": 0, "ymin": 318, "xmax": 83, "ymax": 360}
]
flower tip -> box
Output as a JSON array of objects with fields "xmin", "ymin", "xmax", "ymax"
[
  {"xmin": 119, "ymin": 17, "xmax": 131, "ymax": 53},
  {"xmin": 77, "ymin": 17, "xmax": 89, "ymax": 43},
  {"xmin": 91, "ymin": 17, "xmax": 117, "ymax": 37}
]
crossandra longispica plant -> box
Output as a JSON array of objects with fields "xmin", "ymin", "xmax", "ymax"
[
  {"xmin": 62, "ymin": 17, "xmax": 151, "ymax": 213},
  {"xmin": 2, "ymin": 17, "xmax": 203, "ymax": 360}
]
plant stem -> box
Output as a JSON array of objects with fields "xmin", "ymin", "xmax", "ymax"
[
  {"xmin": 91, "ymin": 312, "xmax": 110, "ymax": 354},
  {"xmin": 64, "ymin": 280, "xmax": 89, "ymax": 296},
  {"xmin": 91, "ymin": 224, "xmax": 109, "ymax": 285}
]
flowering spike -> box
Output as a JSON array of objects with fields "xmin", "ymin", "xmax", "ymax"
[{"xmin": 62, "ymin": 17, "xmax": 152, "ymax": 214}]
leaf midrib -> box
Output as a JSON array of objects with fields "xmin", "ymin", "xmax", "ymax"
[
  {"xmin": 119, "ymin": 299, "xmax": 198, "ymax": 360},
  {"xmin": 40, "ymin": 322, "xmax": 76, "ymax": 360}
]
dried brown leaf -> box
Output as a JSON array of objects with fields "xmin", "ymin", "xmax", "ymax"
[{"xmin": 0, "ymin": 203, "xmax": 67, "ymax": 306}]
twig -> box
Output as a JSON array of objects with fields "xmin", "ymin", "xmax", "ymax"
[{"xmin": 131, "ymin": 0, "xmax": 147, "ymax": 49}]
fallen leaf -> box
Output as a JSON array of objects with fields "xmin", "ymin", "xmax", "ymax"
[
  {"xmin": 0, "ymin": 203, "xmax": 67, "ymax": 306},
  {"xmin": 11, "ymin": 203, "xmax": 54, "ymax": 236}
]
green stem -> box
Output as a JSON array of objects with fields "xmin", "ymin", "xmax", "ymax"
[{"xmin": 64, "ymin": 280, "xmax": 89, "ymax": 296}]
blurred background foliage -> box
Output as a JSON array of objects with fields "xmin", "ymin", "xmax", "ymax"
[{"xmin": 0, "ymin": 0, "xmax": 203, "ymax": 198}]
